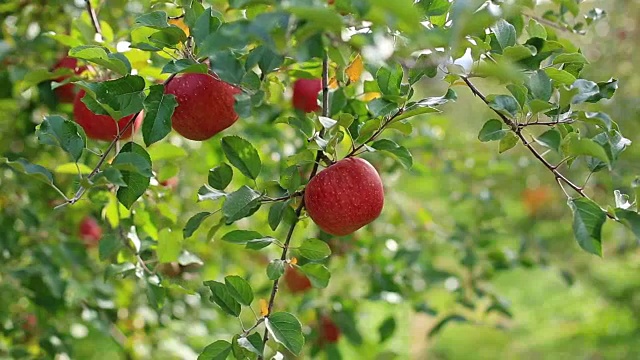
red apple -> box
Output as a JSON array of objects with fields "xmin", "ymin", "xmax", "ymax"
[
  {"xmin": 165, "ymin": 73, "xmax": 241, "ymax": 141},
  {"xmin": 319, "ymin": 316, "xmax": 341, "ymax": 344},
  {"xmin": 52, "ymin": 56, "xmax": 87, "ymax": 103},
  {"xmin": 73, "ymin": 90, "xmax": 143, "ymax": 141},
  {"xmin": 292, "ymin": 78, "xmax": 322, "ymax": 113},
  {"xmin": 159, "ymin": 176, "xmax": 179, "ymax": 189},
  {"xmin": 284, "ymin": 266, "xmax": 312, "ymax": 294},
  {"xmin": 304, "ymin": 157, "xmax": 384, "ymax": 236},
  {"xmin": 328, "ymin": 0, "xmax": 335, "ymax": 4},
  {"xmin": 21, "ymin": 313, "xmax": 38, "ymax": 333},
  {"xmin": 79, "ymin": 216, "xmax": 102, "ymax": 247}
]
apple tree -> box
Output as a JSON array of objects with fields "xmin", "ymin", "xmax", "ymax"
[{"xmin": 1, "ymin": 0, "xmax": 638, "ymax": 358}]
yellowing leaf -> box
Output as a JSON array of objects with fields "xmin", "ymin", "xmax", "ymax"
[
  {"xmin": 169, "ymin": 17, "xmax": 190, "ymax": 36},
  {"xmin": 259, "ymin": 299, "xmax": 269, "ymax": 316},
  {"xmin": 328, "ymin": 77, "xmax": 339, "ymax": 89},
  {"xmin": 363, "ymin": 92, "xmax": 381, "ymax": 101},
  {"xmin": 346, "ymin": 54, "xmax": 363, "ymax": 82},
  {"xmin": 290, "ymin": 257, "xmax": 298, "ymax": 265}
]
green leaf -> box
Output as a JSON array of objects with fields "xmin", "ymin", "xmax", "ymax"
[
  {"xmin": 288, "ymin": 7, "xmax": 343, "ymax": 33},
  {"xmin": 545, "ymin": 68, "xmax": 576, "ymax": 86},
  {"xmin": 499, "ymin": 132, "xmax": 519, "ymax": 153},
  {"xmin": 142, "ymin": 84, "xmax": 177, "ymax": 146},
  {"xmin": 264, "ymin": 312, "xmax": 305, "ymax": 355},
  {"xmin": 478, "ymin": 119, "xmax": 507, "ymax": 142},
  {"xmin": 246, "ymin": 45, "xmax": 284, "ymax": 75},
  {"xmin": 222, "ymin": 186, "xmax": 262, "ymax": 224},
  {"xmin": 570, "ymin": 79, "xmax": 600, "ymax": 104},
  {"xmin": 111, "ymin": 152, "xmax": 153, "ymax": 177},
  {"xmin": 204, "ymin": 280, "xmax": 242, "ymax": 317},
  {"xmin": 526, "ymin": 70, "xmax": 552, "ymax": 101},
  {"xmin": 615, "ymin": 209, "xmax": 640, "ymax": 241},
  {"xmin": 69, "ymin": 45, "xmax": 129, "ymax": 75},
  {"xmin": 224, "ymin": 275, "xmax": 254, "ymax": 306},
  {"xmin": 367, "ymin": 98, "xmax": 398, "ymax": 118},
  {"xmin": 104, "ymin": 263, "xmax": 136, "ymax": 281},
  {"xmin": 237, "ymin": 333, "xmax": 264, "ymax": 356},
  {"xmin": 221, "ymin": 136, "xmax": 261, "ymax": 180},
  {"xmin": 568, "ymin": 198, "xmax": 606, "ymax": 256},
  {"xmin": 370, "ymin": 139, "xmax": 413, "ymax": 169},
  {"xmin": 183, "ymin": 212, "xmax": 212, "ymax": 239},
  {"xmin": 266, "ymin": 260, "xmax": 285, "ymax": 280},
  {"xmin": 488, "ymin": 95, "xmax": 519, "ymax": 117},
  {"xmin": 198, "ymin": 185, "xmax": 227, "ymax": 202},
  {"xmin": 409, "ymin": 54, "xmax": 438, "ymax": 84},
  {"xmin": 299, "ymin": 263, "xmax": 330, "ymax": 288},
  {"xmin": 157, "ymin": 228, "xmax": 181, "ymax": 263},
  {"xmin": 536, "ymin": 129, "xmax": 562, "ymax": 151},
  {"xmin": 268, "ymin": 201, "xmax": 289, "ymax": 231},
  {"xmin": 528, "ymin": 99, "xmax": 556, "ymax": 114},
  {"xmin": 552, "ymin": 52, "xmax": 588, "ymax": 65},
  {"xmin": 221, "ymin": 230, "xmax": 273, "ymax": 246},
  {"xmin": 526, "ymin": 19, "xmax": 547, "ymax": 39},
  {"xmin": 393, "ymin": 106, "xmax": 440, "ymax": 122},
  {"xmin": 378, "ymin": 316, "xmax": 396, "ymax": 343},
  {"xmin": 561, "ymin": 133, "xmax": 610, "ymax": 167},
  {"xmin": 506, "ymin": 84, "xmax": 528, "ymax": 108},
  {"xmin": 298, "ymin": 238, "xmax": 331, "ymax": 261},
  {"xmin": 146, "ymin": 281, "xmax": 165, "ymax": 309},
  {"xmin": 198, "ymin": 340, "xmax": 232, "ymax": 360},
  {"xmin": 208, "ymin": 163, "xmax": 233, "ymax": 190},
  {"xmin": 161, "ymin": 59, "xmax": 209, "ymax": 74},
  {"xmin": 135, "ymin": 11, "xmax": 169, "ymax": 28},
  {"xmin": 115, "ymin": 142, "xmax": 151, "ymax": 209},
  {"xmin": 79, "ymin": 75, "xmax": 146, "ymax": 117},
  {"xmin": 36, "ymin": 115, "xmax": 86, "ymax": 162},
  {"xmin": 491, "ymin": 19, "xmax": 516, "ymax": 50},
  {"xmin": 376, "ymin": 64, "xmax": 403, "ymax": 96},
  {"xmin": 1, "ymin": 158, "xmax": 54, "ymax": 185},
  {"xmin": 586, "ymin": 78, "xmax": 618, "ymax": 103},
  {"xmin": 99, "ymin": 234, "xmax": 121, "ymax": 261},
  {"xmin": 193, "ymin": 8, "xmax": 222, "ymax": 48}
]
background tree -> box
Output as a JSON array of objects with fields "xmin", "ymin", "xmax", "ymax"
[{"xmin": 1, "ymin": 0, "xmax": 640, "ymax": 359}]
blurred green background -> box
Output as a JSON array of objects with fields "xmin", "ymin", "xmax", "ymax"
[{"xmin": 1, "ymin": 0, "xmax": 640, "ymax": 359}]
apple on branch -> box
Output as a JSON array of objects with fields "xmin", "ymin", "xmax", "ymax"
[
  {"xmin": 52, "ymin": 56, "xmax": 87, "ymax": 103},
  {"xmin": 73, "ymin": 90, "xmax": 143, "ymax": 141},
  {"xmin": 292, "ymin": 78, "xmax": 322, "ymax": 113},
  {"xmin": 305, "ymin": 157, "xmax": 384, "ymax": 236},
  {"xmin": 79, "ymin": 216, "xmax": 102, "ymax": 248},
  {"xmin": 284, "ymin": 265, "xmax": 312, "ymax": 294},
  {"xmin": 165, "ymin": 73, "xmax": 241, "ymax": 141}
]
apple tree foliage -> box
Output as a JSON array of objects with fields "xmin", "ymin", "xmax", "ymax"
[{"xmin": 1, "ymin": 0, "xmax": 639, "ymax": 358}]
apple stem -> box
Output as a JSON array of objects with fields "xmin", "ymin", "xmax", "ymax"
[{"xmin": 257, "ymin": 51, "xmax": 332, "ymax": 359}]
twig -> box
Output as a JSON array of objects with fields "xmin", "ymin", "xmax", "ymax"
[
  {"xmin": 85, "ymin": 0, "xmax": 103, "ymax": 36},
  {"xmin": 346, "ymin": 108, "xmax": 404, "ymax": 158},
  {"xmin": 461, "ymin": 76, "xmax": 616, "ymax": 219},
  {"xmin": 519, "ymin": 120, "xmax": 575, "ymax": 127},
  {"xmin": 242, "ymin": 317, "xmax": 265, "ymax": 337},
  {"xmin": 261, "ymin": 191, "xmax": 304, "ymax": 203},
  {"xmin": 257, "ymin": 53, "xmax": 331, "ymax": 359}
]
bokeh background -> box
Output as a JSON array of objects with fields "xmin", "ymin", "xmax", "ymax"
[{"xmin": 1, "ymin": 0, "xmax": 640, "ymax": 359}]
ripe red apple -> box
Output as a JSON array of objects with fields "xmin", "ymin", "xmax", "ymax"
[
  {"xmin": 284, "ymin": 266, "xmax": 312, "ymax": 294},
  {"xmin": 165, "ymin": 73, "xmax": 241, "ymax": 141},
  {"xmin": 79, "ymin": 216, "xmax": 102, "ymax": 247},
  {"xmin": 159, "ymin": 176, "xmax": 179, "ymax": 189},
  {"xmin": 319, "ymin": 316, "xmax": 341, "ymax": 344},
  {"xmin": 292, "ymin": 78, "xmax": 322, "ymax": 113},
  {"xmin": 73, "ymin": 90, "xmax": 143, "ymax": 141},
  {"xmin": 304, "ymin": 157, "xmax": 384, "ymax": 236},
  {"xmin": 52, "ymin": 56, "xmax": 87, "ymax": 103}
]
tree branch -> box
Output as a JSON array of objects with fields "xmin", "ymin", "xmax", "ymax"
[
  {"xmin": 55, "ymin": 73, "xmax": 178, "ymax": 208},
  {"xmin": 85, "ymin": 0, "xmax": 103, "ymax": 37},
  {"xmin": 461, "ymin": 76, "xmax": 586, "ymax": 196},
  {"xmin": 257, "ymin": 52, "xmax": 331, "ymax": 359}
]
